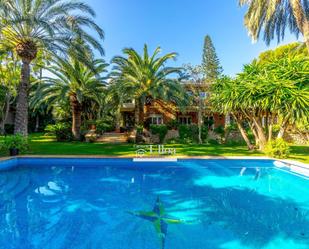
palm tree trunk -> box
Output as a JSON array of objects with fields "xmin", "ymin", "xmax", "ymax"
[
  {"xmin": 138, "ymin": 99, "xmax": 145, "ymax": 126},
  {"xmin": 134, "ymin": 98, "xmax": 140, "ymax": 126},
  {"xmin": 14, "ymin": 59, "xmax": 30, "ymax": 136},
  {"xmin": 35, "ymin": 115, "xmax": 39, "ymax": 132},
  {"xmin": 70, "ymin": 95, "xmax": 82, "ymax": 140},
  {"xmin": 115, "ymin": 106, "xmax": 121, "ymax": 132},
  {"xmin": 290, "ymin": 0, "xmax": 309, "ymax": 52}
]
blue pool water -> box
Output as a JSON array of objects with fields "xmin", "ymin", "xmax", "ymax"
[{"xmin": 0, "ymin": 158, "xmax": 308, "ymax": 249}]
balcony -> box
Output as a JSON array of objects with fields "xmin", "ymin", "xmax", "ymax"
[{"xmin": 121, "ymin": 102, "xmax": 135, "ymax": 111}]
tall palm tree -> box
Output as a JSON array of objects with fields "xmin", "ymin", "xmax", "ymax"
[
  {"xmin": 111, "ymin": 45, "xmax": 184, "ymax": 126},
  {"xmin": 0, "ymin": 54, "xmax": 19, "ymax": 134},
  {"xmin": 33, "ymin": 56, "xmax": 108, "ymax": 140},
  {"xmin": 239, "ymin": 0, "xmax": 309, "ymax": 52},
  {"xmin": 0, "ymin": 0, "xmax": 104, "ymax": 136}
]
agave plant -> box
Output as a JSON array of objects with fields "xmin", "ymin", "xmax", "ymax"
[{"xmin": 0, "ymin": 0, "xmax": 104, "ymax": 135}]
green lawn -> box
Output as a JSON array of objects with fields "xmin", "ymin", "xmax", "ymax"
[{"xmin": 1, "ymin": 133, "xmax": 308, "ymax": 163}]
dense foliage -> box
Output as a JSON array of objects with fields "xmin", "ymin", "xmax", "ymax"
[
  {"xmin": 265, "ymin": 139, "xmax": 290, "ymax": 159},
  {"xmin": 1, "ymin": 134, "xmax": 29, "ymax": 152},
  {"xmin": 239, "ymin": 0, "xmax": 309, "ymax": 52},
  {"xmin": 211, "ymin": 43, "xmax": 309, "ymax": 150},
  {"xmin": 202, "ymin": 35, "xmax": 223, "ymax": 81},
  {"xmin": 45, "ymin": 123, "xmax": 73, "ymax": 142},
  {"xmin": 150, "ymin": 125, "xmax": 168, "ymax": 143},
  {"xmin": 0, "ymin": 0, "xmax": 104, "ymax": 135},
  {"xmin": 111, "ymin": 45, "xmax": 186, "ymax": 126}
]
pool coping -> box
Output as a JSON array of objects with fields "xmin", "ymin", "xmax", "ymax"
[{"xmin": 0, "ymin": 155, "xmax": 308, "ymax": 168}]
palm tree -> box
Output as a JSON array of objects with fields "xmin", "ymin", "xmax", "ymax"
[
  {"xmin": 239, "ymin": 0, "xmax": 309, "ymax": 52},
  {"xmin": 111, "ymin": 45, "xmax": 184, "ymax": 126},
  {"xmin": 0, "ymin": 0, "xmax": 104, "ymax": 136},
  {"xmin": 33, "ymin": 56, "xmax": 108, "ymax": 140},
  {"xmin": 0, "ymin": 54, "xmax": 19, "ymax": 134}
]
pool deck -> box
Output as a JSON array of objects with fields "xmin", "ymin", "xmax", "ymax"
[{"xmin": 0, "ymin": 155, "xmax": 308, "ymax": 168}]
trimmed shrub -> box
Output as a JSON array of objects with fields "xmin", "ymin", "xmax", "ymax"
[
  {"xmin": 166, "ymin": 120, "xmax": 179, "ymax": 130},
  {"xmin": 201, "ymin": 126, "xmax": 208, "ymax": 142},
  {"xmin": 214, "ymin": 125, "xmax": 225, "ymax": 136},
  {"xmin": 1, "ymin": 134, "xmax": 29, "ymax": 153},
  {"xmin": 179, "ymin": 124, "xmax": 199, "ymax": 143},
  {"xmin": 150, "ymin": 125, "xmax": 168, "ymax": 143},
  {"xmin": 96, "ymin": 120, "xmax": 114, "ymax": 134},
  {"xmin": 264, "ymin": 138, "xmax": 290, "ymax": 158},
  {"xmin": 45, "ymin": 123, "xmax": 72, "ymax": 142},
  {"xmin": 207, "ymin": 139, "xmax": 220, "ymax": 145}
]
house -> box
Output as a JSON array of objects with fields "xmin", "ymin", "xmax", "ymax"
[{"xmin": 119, "ymin": 82, "xmax": 227, "ymax": 131}]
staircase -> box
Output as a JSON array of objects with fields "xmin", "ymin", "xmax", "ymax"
[{"xmin": 96, "ymin": 132, "xmax": 128, "ymax": 143}]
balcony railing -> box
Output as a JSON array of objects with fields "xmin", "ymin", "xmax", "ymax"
[{"xmin": 121, "ymin": 103, "xmax": 135, "ymax": 109}]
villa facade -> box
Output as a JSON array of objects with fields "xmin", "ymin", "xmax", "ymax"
[{"xmin": 120, "ymin": 98, "xmax": 226, "ymax": 131}]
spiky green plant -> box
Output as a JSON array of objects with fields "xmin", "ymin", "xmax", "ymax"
[
  {"xmin": 111, "ymin": 45, "xmax": 185, "ymax": 126},
  {"xmin": 239, "ymin": 0, "xmax": 309, "ymax": 52},
  {"xmin": 33, "ymin": 56, "xmax": 108, "ymax": 140}
]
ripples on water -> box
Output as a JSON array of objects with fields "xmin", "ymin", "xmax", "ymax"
[{"xmin": 0, "ymin": 159, "xmax": 308, "ymax": 249}]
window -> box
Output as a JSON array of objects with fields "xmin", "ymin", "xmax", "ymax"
[
  {"xmin": 178, "ymin": 116, "xmax": 192, "ymax": 125},
  {"xmin": 199, "ymin": 92, "xmax": 208, "ymax": 99},
  {"xmin": 150, "ymin": 115, "xmax": 163, "ymax": 125}
]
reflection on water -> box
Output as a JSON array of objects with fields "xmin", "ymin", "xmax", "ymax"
[{"xmin": 0, "ymin": 160, "xmax": 308, "ymax": 249}]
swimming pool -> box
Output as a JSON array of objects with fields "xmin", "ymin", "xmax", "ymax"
[{"xmin": 0, "ymin": 158, "xmax": 308, "ymax": 249}]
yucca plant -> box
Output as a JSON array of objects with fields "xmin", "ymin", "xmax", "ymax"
[{"xmin": 0, "ymin": 0, "xmax": 104, "ymax": 136}]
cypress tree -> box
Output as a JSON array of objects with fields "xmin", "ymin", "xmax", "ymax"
[{"xmin": 202, "ymin": 35, "xmax": 223, "ymax": 82}]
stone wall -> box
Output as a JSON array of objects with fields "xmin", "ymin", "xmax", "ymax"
[
  {"xmin": 164, "ymin": 130, "xmax": 179, "ymax": 142},
  {"xmin": 283, "ymin": 132, "xmax": 309, "ymax": 145}
]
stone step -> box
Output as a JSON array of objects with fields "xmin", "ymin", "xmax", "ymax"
[{"xmin": 96, "ymin": 132, "xmax": 128, "ymax": 143}]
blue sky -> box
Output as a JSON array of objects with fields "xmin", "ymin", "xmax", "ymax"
[{"xmin": 87, "ymin": 0, "xmax": 300, "ymax": 76}]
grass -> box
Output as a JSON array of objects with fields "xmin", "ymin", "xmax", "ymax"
[{"xmin": 0, "ymin": 133, "xmax": 308, "ymax": 163}]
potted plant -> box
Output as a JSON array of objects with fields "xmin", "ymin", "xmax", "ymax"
[{"xmin": 1, "ymin": 134, "xmax": 29, "ymax": 156}]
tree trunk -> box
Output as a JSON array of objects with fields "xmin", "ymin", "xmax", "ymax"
[
  {"xmin": 233, "ymin": 114, "xmax": 254, "ymax": 150},
  {"xmin": 35, "ymin": 115, "xmax": 39, "ymax": 132},
  {"xmin": 268, "ymin": 114, "xmax": 273, "ymax": 142},
  {"xmin": 290, "ymin": 0, "xmax": 309, "ymax": 53},
  {"xmin": 248, "ymin": 121, "xmax": 259, "ymax": 147},
  {"xmin": 115, "ymin": 107, "xmax": 121, "ymax": 132},
  {"xmin": 134, "ymin": 98, "xmax": 140, "ymax": 126},
  {"xmin": 252, "ymin": 116, "xmax": 267, "ymax": 150},
  {"xmin": 0, "ymin": 95, "xmax": 11, "ymax": 135},
  {"xmin": 14, "ymin": 59, "xmax": 30, "ymax": 136},
  {"xmin": 198, "ymin": 103, "xmax": 203, "ymax": 144},
  {"xmin": 277, "ymin": 117, "xmax": 290, "ymax": 139},
  {"xmin": 70, "ymin": 95, "xmax": 82, "ymax": 140},
  {"xmin": 138, "ymin": 99, "xmax": 145, "ymax": 126},
  {"xmin": 223, "ymin": 113, "xmax": 231, "ymax": 143}
]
